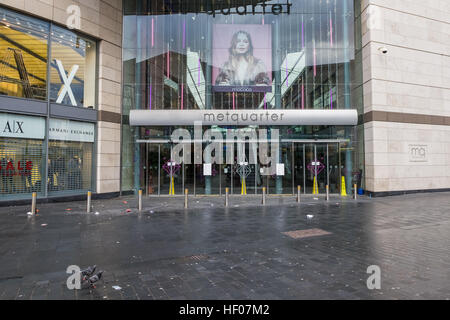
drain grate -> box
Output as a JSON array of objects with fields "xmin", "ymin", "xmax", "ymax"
[
  {"xmin": 283, "ymin": 228, "xmax": 331, "ymax": 239},
  {"xmin": 178, "ymin": 255, "xmax": 209, "ymax": 262}
]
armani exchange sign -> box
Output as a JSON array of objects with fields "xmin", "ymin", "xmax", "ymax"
[
  {"xmin": 0, "ymin": 114, "xmax": 46, "ymax": 140},
  {"xmin": 162, "ymin": 0, "xmax": 293, "ymax": 17}
]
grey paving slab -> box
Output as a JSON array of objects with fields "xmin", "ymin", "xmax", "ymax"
[{"xmin": 0, "ymin": 192, "xmax": 449, "ymax": 299}]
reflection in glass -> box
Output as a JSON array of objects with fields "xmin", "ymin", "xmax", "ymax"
[
  {"xmin": 0, "ymin": 8, "xmax": 49, "ymax": 100},
  {"xmin": 122, "ymin": 0, "xmax": 364, "ymax": 194}
]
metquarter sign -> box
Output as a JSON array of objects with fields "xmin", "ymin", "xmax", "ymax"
[
  {"xmin": 163, "ymin": 0, "xmax": 293, "ymax": 17},
  {"xmin": 130, "ymin": 110, "xmax": 358, "ymax": 126}
]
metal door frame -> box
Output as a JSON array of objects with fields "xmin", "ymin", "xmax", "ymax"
[
  {"xmin": 292, "ymin": 140, "xmax": 343, "ymax": 194},
  {"xmin": 136, "ymin": 139, "xmax": 346, "ymax": 196}
]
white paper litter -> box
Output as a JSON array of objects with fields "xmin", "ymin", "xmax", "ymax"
[
  {"xmin": 112, "ymin": 286, "xmax": 122, "ymax": 290},
  {"xmin": 41, "ymin": 224, "xmax": 48, "ymax": 227},
  {"xmin": 307, "ymin": 215, "xmax": 314, "ymax": 219}
]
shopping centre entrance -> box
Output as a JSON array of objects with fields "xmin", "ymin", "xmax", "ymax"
[{"xmin": 136, "ymin": 140, "xmax": 349, "ymax": 196}]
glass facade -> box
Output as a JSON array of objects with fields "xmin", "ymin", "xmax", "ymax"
[
  {"xmin": 50, "ymin": 25, "xmax": 97, "ymax": 108},
  {"xmin": 0, "ymin": 7, "xmax": 97, "ymax": 108},
  {"xmin": 0, "ymin": 7, "xmax": 98, "ymax": 201},
  {"xmin": 122, "ymin": 0, "xmax": 364, "ymax": 196},
  {"xmin": 47, "ymin": 119, "xmax": 95, "ymax": 195},
  {"xmin": 0, "ymin": 8, "xmax": 49, "ymax": 100},
  {"xmin": 0, "ymin": 137, "xmax": 45, "ymax": 199}
]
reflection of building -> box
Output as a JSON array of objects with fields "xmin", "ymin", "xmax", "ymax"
[{"xmin": 1, "ymin": 1, "xmax": 449, "ymax": 203}]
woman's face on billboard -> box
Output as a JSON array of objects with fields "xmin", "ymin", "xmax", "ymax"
[{"xmin": 235, "ymin": 33, "xmax": 250, "ymax": 54}]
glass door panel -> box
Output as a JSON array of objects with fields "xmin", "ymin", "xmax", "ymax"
[
  {"xmin": 278, "ymin": 142, "xmax": 293, "ymax": 194},
  {"xmin": 184, "ymin": 143, "xmax": 195, "ymax": 195},
  {"xmin": 304, "ymin": 144, "xmax": 316, "ymax": 194},
  {"xmin": 293, "ymin": 144, "xmax": 305, "ymax": 194},
  {"xmin": 146, "ymin": 144, "xmax": 159, "ymax": 195},
  {"xmin": 160, "ymin": 144, "xmax": 182, "ymax": 195},
  {"xmin": 315, "ymin": 144, "xmax": 328, "ymax": 194},
  {"xmin": 328, "ymin": 143, "xmax": 340, "ymax": 193}
]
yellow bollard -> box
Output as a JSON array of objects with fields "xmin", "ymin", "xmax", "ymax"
[
  {"xmin": 241, "ymin": 178, "xmax": 247, "ymax": 195},
  {"xmin": 312, "ymin": 176, "xmax": 319, "ymax": 195},
  {"xmin": 169, "ymin": 176, "xmax": 175, "ymax": 195},
  {"xmin": 341, "ymin": 176, "xmax": 348, "ymax": 197}
]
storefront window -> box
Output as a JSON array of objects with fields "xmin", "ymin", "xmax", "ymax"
[
  {"xmin": 50, "ymin": 26, "xmax": 97, "ymax": 108},
  {"xmin": 0, "ymin": 113, "xmax": 46, "ymax": 199},
  {"xmin": 0, "ymin": 7, "xmax": 49, "ymax": 100},
  {"xmin": 48, "ymin": 119, "xmax": 94, "ymax": 194}
]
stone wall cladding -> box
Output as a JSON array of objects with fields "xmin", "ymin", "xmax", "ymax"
[{"xmin": 361, "ymin": 0, "xmax": 450, "ymax": 193}]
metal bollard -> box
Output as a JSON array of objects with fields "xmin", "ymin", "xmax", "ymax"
[
  {"xmin": 326, "ymin": 185, "xmax": 329, "ymax": 201},
  {"xmin": 138, "ymin": 190, "xmax": 143, "ymax": 212},
  {"xmin": 297, "ymin": 185, "xmax": 301, "ymax": 203},
  {"xmin": 31, "ymin": 192, "xmax": 37, "ymax": 215},
  {"xmin": 354, "ymin": 184, "xmax": 357, "ymax": 200},
  {"xmin": 262, "ymin": 187, "xmax": 266, "ymax": 205},
  {"xmin": 87, "ymin": 191, "xmax": 92, "ymax": 213},
  {"xmin": 225, "ymin": 187, "xmax": 229, "ymax": 207},
  {"xmin": 185, "ymin": 189, "xmax": 188, "ymax": 209}
]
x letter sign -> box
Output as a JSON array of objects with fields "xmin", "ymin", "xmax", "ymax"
[{"xmin": 55, "ymin": 59, "xmax": 79, "ymax": 106}]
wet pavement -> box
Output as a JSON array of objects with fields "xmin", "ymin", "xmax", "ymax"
[{"xmin": 0, "ymin": 192, "xmax": 449, "ymax": 300}]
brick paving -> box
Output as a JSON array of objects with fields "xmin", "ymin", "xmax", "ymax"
[{"xmin": 0, "ymin": 192, "xmax": 449, "ymax": 300}]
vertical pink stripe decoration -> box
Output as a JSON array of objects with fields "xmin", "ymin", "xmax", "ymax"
[
  {"xmin": 232, "ymin": 92, "xmax": 235, "ymax": 110},
  {"xmin": 151, "ymin": 18, "xmax": 154, "ymax": 47},
  {"xmin": 301, "ymin": 83, "xmax": 305, "ymax": 109},
  {"xmin": 264, "ymin": 93, "xmax": 267, "ymax": 109},
  {"xmin": 262, "ymin": 16, "xmax": 264, "ymax": 25},
  {"xmin": 181, "ymin": 84, "xmax": 184, "ymax": 110}
]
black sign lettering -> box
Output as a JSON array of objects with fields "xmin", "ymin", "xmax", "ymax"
[
  {"xmin": 3, "ymin": 121, "xmax": 11, "ymax": 133},
  {"xmin": 15, "ymin": 121, "xmax": 24, "ymax": 134}
]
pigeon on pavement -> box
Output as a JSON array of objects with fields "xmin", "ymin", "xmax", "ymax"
[
  {"xmin": 88, "ymin": 271, "xmax": 104, "ymax": 288},
  {"xmin": 81, "ymin": 265, "xmax": 97, "ymax": 281}
]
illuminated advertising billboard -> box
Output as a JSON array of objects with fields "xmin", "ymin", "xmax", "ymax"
[{"xmin": 212, "ymin": 24, "xmax": 272, "ymax": 93}]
